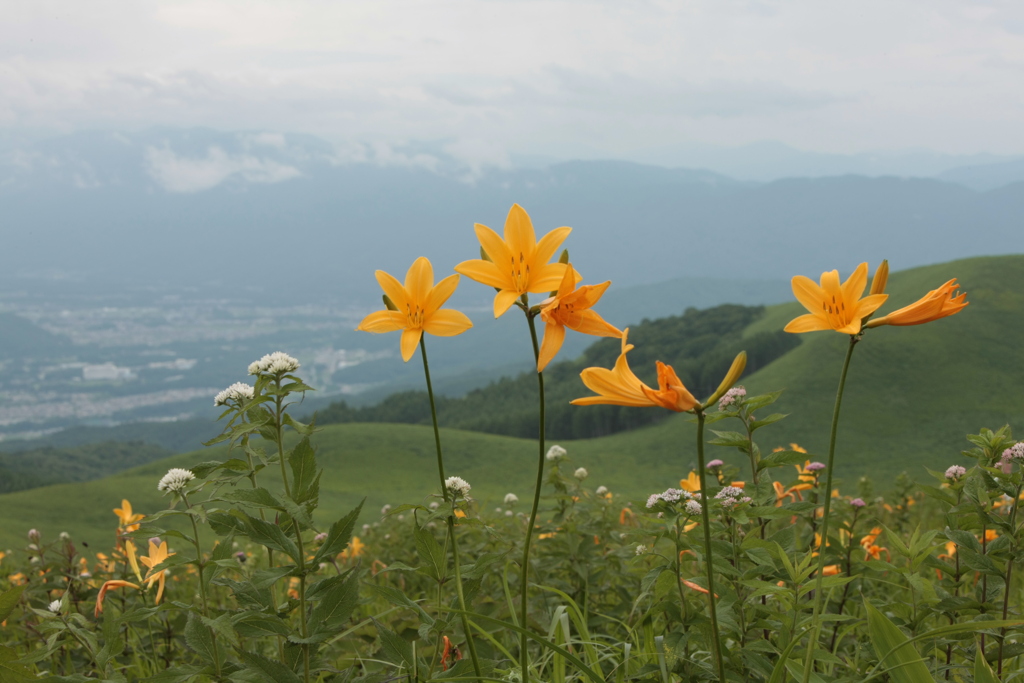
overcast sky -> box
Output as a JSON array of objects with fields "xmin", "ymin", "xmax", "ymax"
[{"xmin": 3, "ymin": 0, "xmax": 1024, "ymax": 163}]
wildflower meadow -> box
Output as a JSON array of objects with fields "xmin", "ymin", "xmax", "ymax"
[{"xmin": 4, "ymin": 203, "xmax": 1022, "ymax": 683}]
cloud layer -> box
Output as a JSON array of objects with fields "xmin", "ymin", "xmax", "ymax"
[{"xmin": 2, "ymin": 1, "xmax": 1024, "ymax": 156}]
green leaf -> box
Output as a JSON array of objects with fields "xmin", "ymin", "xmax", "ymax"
[
  {"xmin": 750, "ymin": 413, "xmax": 788, "ymax": 430},
  {"xmin": 309, "ymin": 572, "xmax": 360, "ymax": 635},
  {"xmin": 141, "ymin": 666, "xmax": 205, "ymax": 683},
  {"xmin": 288, "ymin": 436, "xmax": 319, "ymax": 505},
  {"xmin": 0, "ymin": 644, "xmax": 34, "ymax": 683},
  {"xmin": 240, "ymin": 513, "xmax": 299, "ymax": 562},
  {"xmin": 238, "ymin": 651, "xmax": 302, "ymax": 683},
  {"xmin": 0, "ymin": 585, "xmax": 25, "ymax": 623},
  {"xmin": 974, "ymin": 640, "xmax": 1000, "ymax": 683},
  {"xmin": 233, "ymin": 612, "xmax": 291, "ymax": 638},
  {"xmin": 759, "ymin": 451, "xmax": 811, "ymax": 470},
  {"xmin": 222, "ymin": 487, "xmax": 284, "ymax": 509},
  {"xmin": 183, "ymin": 612, "xmax": 217, "ymax": 665},
  {"xmin": 312, "ymin": 502, "xmax": 364, "ymax": 566},
  {"xmin": 364, "ymin": 583, "xmax": 433, "ymax": 624},
  {"xmin": 864, "ymin": 601, "xmax": 935, "ymax": 683},
  {"xmin": 374, "ymin": 620, "xmax": 414, "ymax": 668},
  {"xmin": 414, "ymin": 523, "xmax": 447, "ymax": 581}
]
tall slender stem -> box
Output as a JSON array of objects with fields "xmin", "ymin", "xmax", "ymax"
[
  {"xmin": 182, "ymin": 493, "xmax": 221, "ymax": 678},
  {"xmin": 801, "ymin": 335, "xmax": 858, "ymax": 683},
  {"xmin": 997, "ymin": 482, "xmax": 1022, "ymax": 676},
  {"xmin": 520, "ymin": 312, "xmax": 546, "ymax": 683},
  {"xmin": 694, "ymin": 408, "xmax": 726, "ymax": 681},
  {"xmin": 419, "ymin": 336, "xmax": 482, "ymax": 680},
  {"xmin": 274, "ymin": 379, "xmax": 292, "ymax": 499}
]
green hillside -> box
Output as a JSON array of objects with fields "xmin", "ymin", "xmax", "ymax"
[{"xmin": 1, "ymin": 254, "xmax": 1020, "ymax": 552}]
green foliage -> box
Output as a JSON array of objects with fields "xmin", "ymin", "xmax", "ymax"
[
  {"xmin": 316, "ymin": 304, "xmax": 799, "ymax": 439},
  {"xmin": 0, "ymin": 441, "xmax": 173, "ymax": 494}
]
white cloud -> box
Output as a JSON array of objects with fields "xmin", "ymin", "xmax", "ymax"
[{"xmin": 144, "ymin": 145, "xmax": 301, "ymax": 192}]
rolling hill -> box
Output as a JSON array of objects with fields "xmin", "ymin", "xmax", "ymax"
[{"xmin": 0, "ymin": 254, "xmax": 1020, "ymax": 551}]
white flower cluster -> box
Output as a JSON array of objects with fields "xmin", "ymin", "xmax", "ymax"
[
  {"xmin": 635, "ymin": 544, "xmax": 648, "ymax": 555},
  {"xmin": 945, "ymin": 465, "xmax": 967, "ymax": 481},
  {"xmin": 715, "ymin": 486, "xmax": 752, "ymax": 509},
  {"xmin": 214, "ymin": 382, "xmax": 255, "ymax": 406},
  {"xmin": 157, "ymin": 468, "xmax": 195, "ymax": 493},
  {"xmin": 1004, "ymin": 443, "xmax": 1024, "ymax": 461},
  {"xmin": 574, "ymin": 467, "xmax": 589, "ymax": 481},
  {"xmin": 47, "ymin": 599, "xmax": 62, "ymax": 614},
  {"xmin": 504, "ymin": 493, "xmax": 519, "ymax": 505},
  {"xmin": 445, "ymin": 476, "xmax": 471, "ymax": 499},
  {"xmin": 248, "ymin": 351, "xmax": 300, "ymax": 376},
  {"xmin": 684, "ymin": 500, "xmax": 703, "ymax": 516},
  {"xmin": 595, "ymin": 486, "xmax": 608, "ymax": 496},
  {"xmin": 546, "ymin": 445, "xmax": 567, "ymax": 461},
  {"xmin": 646, "ymin": 487, "xmax": 690, "ymax": 509},
  {"xmin": 718, "ymin": 386, "xmax": 747, "ymax": 410}
]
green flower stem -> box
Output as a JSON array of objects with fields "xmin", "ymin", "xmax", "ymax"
[
  {"xmin": 295, "ymin": 530, "xmax": 310, "ymax": 683},
  {"xmin": 520, "ymin": 311, "xmax": 547, "ymax": 683},
  {"xmin": 694, "ymin": 408, "xmax": 726, "ymax": 681},
  {"xmin": 273, "ymin": 377, "xmax": 292, "ymax": 499},
  {"xmin": 182, "ymin": 492, "xmax": 222, "ymax": 679},
  {"xmin": 419, "ymin": 336, "xmax": 483, "ymax": 681},
  {"xmin": 801, "ymin": 335, "xmax": 858, "ymax": 683},
  {"xmin": 997, "ymin": 481, "xmax": 1023, "ymax": 676}
]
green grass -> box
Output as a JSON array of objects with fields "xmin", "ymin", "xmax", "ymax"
[{"xmin": 2, "ymin": 254, "xmax": 1021, "ymax": 551}]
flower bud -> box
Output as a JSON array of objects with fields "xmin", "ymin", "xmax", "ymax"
[
  {"xmin": 870, "ymin": 260, "xmax": 889, "ymax": 296},
  {"xmin": 27, "ymin": 529, "xmax": 40, "ymax": 544},
  {"xmin": 704, "ymin": 351, "xmax": 747, "ymax": 408},
  {"xmin": 382, "ymin": 295, "xmax": 399, "ymax": 311}
]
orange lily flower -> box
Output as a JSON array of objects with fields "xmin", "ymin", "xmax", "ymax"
[
  {"xmin": 794, "ymin": 461, "xmax": 819, "ymax": 490},
  {"xmin": 94, "ymin": 580, "xmax": 139, "ymax": 617},
  {"xmin": 124, "ymin": 541, "xmax": 143, "ymax": 582},
  {"xmin": 982, "ymin": 529, "xmax": 999, "ymax": 543},
  {"xmin": 338, "ymin": 536, "xmax": 366, "ymax": 562},
  {"xmin": 357, "ymin": 257, "xmax": 473, "ymax": 362},
  {"xmin": 682, "ymin": 578, "xmax": 719, "ymax": 597},
  {"xmin": 773, "ymin": 480, "xmax": 803, "ymax": 506},
  {"xmin": 680, "ymin": 471, "xmax": 702, "ymax": 492},
  {"xmin": 113, "ymin": 499, "xmax": 144, "ymax": 533},
  {"xmin": 536, "ymin": 264, "xmax": 621, "ymax": 372},
  {"xmin": 440, "ymin": 635, "xmax": 463, "ymax": 671},
  {"xmin": 572, "ymin": 329, "xmax": 698, "ymax": 412},
  {"xmin": 139, "ymin": 539, "xmax": 175, "ymax": 605},
  {"xmin": 866, "ymin": 278, "xmax": 968, "ymax": 328},
  {"xmin": 820, "ymin": 565, "xmax": 842, "ymax": 577},
  {"xmin": 860, "ymin": 527, "xmax": 883, "ymax": 548},
  {"xmin": 784, "ymin": 262, "xmax": 888, "ymax": 335},
  {"xmin": 864, "ymin": 543, "xmax": 890, "ymax": 562},
  {"xmin": 619, "ymin": 507, "xmax": 636, "ymax": 526},
  {"xmin": 454, "ymin": 203, "xmax": 574, "ymax": 318}
]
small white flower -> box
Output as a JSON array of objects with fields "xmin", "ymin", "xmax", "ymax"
[
  {"xmin": 445, "ymin": 476, "xmax": 471, "ymax": 499},
  {"xmin": 47, "ymin": 599, "xmax": 62, "ymax": 614},
  {"xmin": 495, "ymin": 507, "xmax": 503, "ymax": 513},
  {"xmin": 214, "ymin": 382, "xmax": 255, "ymax": 406},
  {"xmin": 635, "ymin": 544, "xmax": 647, "ymax": 555},
  {"xmin": 381, "ymin": 504, "xmax": 392, "ymax": 516},
  {"xmin": 59, "ymin": 532, "xmax": 70, "ymax": 541},
  {"xmin": 716, "ymin": 486, "xmax": 745, "ymax": 499},
  {"xmin": 505, "ymin": 510, "xmax": 513, "ymax": 517},
  {"xmin": 595, "ymin": 486, "xmax": 608, "ymax": 496},
  {"xmin": 248, "ymin": 351, "xmax": 300, "ymax": 376},
  {"xmin": 546, "ymin": 445, "xmax": 567, "ymax": 461},
  {"xmin": 685, "ymin": 500, "xmax": 702, "ymax": 516},
  {"xmin": 157, "ymin": 468, "xmax": 195, "ymax": 493},
  {"xmin": 504, "ymin": 493, "xmax": 519, "ymax": 506},
  {"xmin": 362, "ymin": 524, "xmax": 371, "ymax": 532},
  {"xmin": 574, "ymin": 467, "xmax": 589, "ymax": 481},
  {"xmin": 646, "ymin": 493, "xmax": 662, "ymax": 509},
  {"xmin": 429, "ymin": 501, "xmax": 440, "ymax": 510}
]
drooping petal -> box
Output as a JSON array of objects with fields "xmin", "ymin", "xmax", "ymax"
[
  {"xmin": 404, "ymin": 257, "xmax": 434, "ymax": 306},
  {"xmin": 493, "ymin": 289, "xmax": 521, "ymax": 318},
  {"xmin": 400, "ymin": 328, "xmax": 422, "ymax": 362},
  {"xmin": 356, "ymin": 310, "xmax": 407, "ymax": 333},
  {"xmin": 375, "ymin": 270, "xmax": 410, "ymax": 312},
  {"xmin": 503, "ymin": 203, "xmax": 537, "ymax": 263},
  {"xmin": 537, "ymin": 321, "xmax": 566, "ymax": 373},
  {"xmin": 852, "ymin": 293, "xmax": 888, "ymax": 320},
  {"xmin": 567, "ymin": 309, "xmax": 622, "ymax": 338},
  {"xmin": 783, "ymin": 313, "xmax": 834, "ymax": 333},
  {"xmin": 534, "ymin": 225, "xmax": 573, "ymax": 268},
  {"xmin": 570, "ymin": 281, "xmax": 612, "ymax": 309},
  {"xmin": 422, "ymin": 309, "xmax": 473, "ymax": 337},
  {"xmin": 424, "ymin": 273, "xmax": 461, "ymax": 316},
  {"xmin": 454, "ymin": 259, "xmax": 507, "ymax": 289}
]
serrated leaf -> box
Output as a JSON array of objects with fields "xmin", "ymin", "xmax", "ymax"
[
  {"xmin": 414, "ymin": 524, "xmax": 447, "ymax": 581},
  {"xmin": 975, "ymin": 643, "xmax": 999, "ymax": 683},
  {"xmin": 758, "ymin": 450, "xmax": 811, "ymax": 470},
  {"xmin": 0, "ymin": 644, "xmax": 34, "ymax": 683},
  {"xmin": 233, "ymin": 612, "xmax": 291, "ymax": 638},
  {"xmin": 184, "ymin": 612, "xmax": 217, "ymax": 664},
  {"xmin": 309, "ymin": 572, "xmax": 360, "ymax": 635},
  {"xmin": 750, "ymin": 413, "xmax": 787, "ymax": 430},
  {"xmin": 288, "ymin": 436, "xmax": 319, "ymax": 505},
  {"xmin": 312, "ymin": 502, "xmax": 364, "ymax": 566},
  {"xmin": 141, "ymin": 665, "xmax": 205, "ymax": 683},
  {"xmin": 222, "ymin": 488, "xmax": 284, "ymax": 510},
  {"xmin": 240, "ymin": 513, "xmax": 299, "ymax": 562},
  {"xmin": 239, "ymin": 651, "xmax": 302, "ymax": 683},
  {"xmin": 374, "ymin": 620, "xmax": 414, "ymax": 667}
]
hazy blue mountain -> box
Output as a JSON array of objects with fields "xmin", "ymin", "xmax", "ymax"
[
  {"xmin": 937, "ymin": 160, "xmax": 1024, "ymax": 192},
  {"xmin": 3, "ymin": 128, "xmax": 1024, "ymax": 315}
]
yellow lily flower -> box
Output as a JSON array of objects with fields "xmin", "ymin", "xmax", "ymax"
[
  {"xmin": 536, "ymin": 264, "xmax": 622, "ymax": 372},
  {"xmin": 866, "ymin": 278, "xmax": 968, "ymax": 328},
  {"xmin": 571, "ymin": 329, "xmax": 698, "ymax": 412},
  {"xmin": 113, "ymin": 499, "xmax": 144, "ymax": 532},
  {"xmin": 784, "ymin": 262, "xmax": 888, "ymax": 335},
  {"xmin": 679, "ymin": 471, "xmax": 702, "ymax": 492},
  {"xmin": 339, "ymin": 536, "xmax": 366, "ymax": 561},
  {"xmin": 124, "ymin": 540, "xmax": 143, "ymax": 583},
  {"xmin": 357, "ymin": 257, "xmax": 473, "ymax": 362},
  {"xmin": 454, "ymin": 203, "xmax": 574, "ymax": 318},
  {"xmin": 139, "ymin": 539, "xmax": 175, "ymax": 605}
]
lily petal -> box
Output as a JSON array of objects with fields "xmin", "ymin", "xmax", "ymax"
[
  {"xmin": 503, "ymin": 203, "xmax": 537, "ymax": 262},
  {"xmin": 400, "ymin": 328, "xmax": 422, "ymax": 362},
  {"xmin": 493, "ymin": 289, "xmax": 521, "ymax": 318},
  {"xmin": 784, "ymin": 313, "xmax": 834, "ymax": 333},
  {"xmin": 422, "ymin": 309, "xmax": 473, "ymax": 337},
  {"xmin": 375, "ymin": 270, "xmax": 409, "ymax": 312},
  {"xmin": 454, "ymin": 259, "xmax": 507, "ymax": 289},
  {"xmin": 405, "ymin": 257, "xmax": 434, "ymax": 305},
  {"xmin": 356, "ymin": 310, "xmax": 406, "ymax": 333},
  {"xmin": 534, "ymin": 225, "xmax": 573, "ymax": 268},
  {"xmin": 424, "ymin": 273, "xmax": 461, "ymax": 316},
  {"xmin": 537, "ymin": 321, "xmax": 565, "ymax": 373},
  {"xmin": 473, "ymin": 224, "xmax": 513, "ymax": 274}
]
